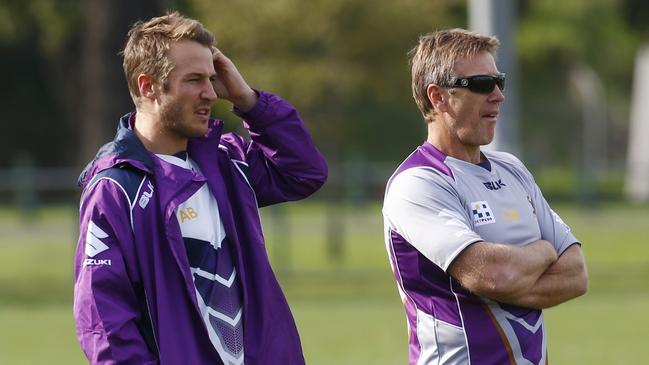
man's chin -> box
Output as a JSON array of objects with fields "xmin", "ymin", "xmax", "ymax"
[{"xmin": 188, "ymin": 128, "xmax": 209, "ymax": 139}]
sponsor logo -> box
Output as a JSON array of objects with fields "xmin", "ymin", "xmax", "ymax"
[
  {"xmin": 503, "ymin": 209, "xmax": 521, "ymax": 222},
  {"xmin": 84, "ymin": 258, "xmax": 112, "ymax": 266},
  {"xmin": 483, "ymin": 179, "xmax": 507, "ymax": 191},
  {"xmin": 86, "ymin": 220, "xmax": 109, "ymax": 257},
  {"xmin": 471, "ymin": 201, "xmax": 496, "ymax": 226},
  {"xmin": 139, "ymin": 181, "xmax": 154, "ymax": 209}
]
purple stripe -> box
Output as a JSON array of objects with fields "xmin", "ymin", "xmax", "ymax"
[
  {"xmin": 453, "ymin": 286, "xmax": 515, "ymax": 365},
  {"xmin": 387, "ymin": 142, "xmax": 453, "ymax": 191},
  {"xmin": 392, "ymin": 142, "xmax": 453, "ymax": 180},
  {"xmin": 390, "ymin": 231, "xmax": 463, "ymax": 327},
  {"xmin": 387, "ymin": 234, "xmax": 421, "ymax": 365},
  {"xmin": 403, "ymin": 299, "xmax": 421, "ymax": 365},
  {"xmin": 499, "ymin": 303, "xmax": 544, "ymax": 364},
  {"xmin": 509, "ymin": 316, "xmax": 543, "ymax": 364}
]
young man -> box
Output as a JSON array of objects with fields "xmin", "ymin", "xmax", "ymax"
[
  {"xmin": 73, "ymin": 12, "xmax": 327, "ymax": 365},
  {"xmin": 382, "ymin": 29, "xmax": 588, "ymax": 365}
]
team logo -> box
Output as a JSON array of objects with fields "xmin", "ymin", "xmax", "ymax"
[
  {"xmin": 471, "ymin": 201, "xmax": 496, "ymax": 226},
  {"xmin": 503, "ymin": 209, "xmax": 521, "ymax": 222},
  {"xmin": 483, "ymin": 179, "xmax": 507, "ymax": 191}
]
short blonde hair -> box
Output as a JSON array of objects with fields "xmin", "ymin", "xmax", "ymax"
[
  {"xmin": 409, "ymin": 28, "xmax": 499, "ymax": 123},
  {"xmin": 121, "ymin": 12, "xmax": 215, "ymax": 104}
]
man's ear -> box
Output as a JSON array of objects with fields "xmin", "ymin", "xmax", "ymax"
[
  {"xmin": 426, "ymin": 84, "xmax": 448, "ymax": 113},
  {"xmin": 137, "ymin": 74, "xmax": 156, "ymax": 100}
]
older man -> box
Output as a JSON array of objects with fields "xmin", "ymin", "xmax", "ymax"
[{"xmin": 383, "ymin": 29, "xmax": 587, "ymax": 365}]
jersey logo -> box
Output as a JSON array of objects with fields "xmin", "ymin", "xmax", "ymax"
[
  {"xmin": 503, "ymin": 209, "xmax": 521, "ymax": 222},
  {"xmin": 483, "ymin": 179, "xmax": 507, "ymax": 190},
  {"xmin": 85, "ymin": 220, "xmax": 109, "ymax": 257},
  {"xmin": 179, "ymin": 207, "xmax": 199, "ymax": 222},
  {"xmin": 139, "ymin": 181, "xmax": 154, "ymax": 209},
  {"xmin": 471, "ymin": 201, "xmax": 496, "ymax": 226}
]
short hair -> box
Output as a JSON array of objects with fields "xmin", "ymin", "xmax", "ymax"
[
  {"xmin": 409, "ymin": 28, "xmax": 499, "ymax": 123},
  {"xmin": 121, "ymin": 11, "xmax": 215, "ymax": 104}
]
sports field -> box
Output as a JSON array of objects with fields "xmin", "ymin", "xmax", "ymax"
[{"xmin": 0, "ymin": 202, "xmax": 647, "ymax": 364}]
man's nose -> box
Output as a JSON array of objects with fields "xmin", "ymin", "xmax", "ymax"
[
  {"xmin": 202, "ymin": 81, "xmax": 218, "ymax": 101},
  {"xmin": 490, "ymin": 85, "xmax": 505, "ymax": 103}
]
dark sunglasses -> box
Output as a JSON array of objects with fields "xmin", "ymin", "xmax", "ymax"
[{"xmin": 449, "ymin": 73, "xmax": 506, "ymax": 94}]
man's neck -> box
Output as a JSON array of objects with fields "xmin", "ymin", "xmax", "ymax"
[
  {"xmin": 132, "ymin": 110, "xmax": 188, "ymax": 155},
  {"xmin": 426, "ymin": 134, "xmax": 482, "ymax": 164}
]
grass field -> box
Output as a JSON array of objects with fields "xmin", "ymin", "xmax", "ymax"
[{"xmin": 0, "ymin": 202, "xmax": 647, "ymax": 364}]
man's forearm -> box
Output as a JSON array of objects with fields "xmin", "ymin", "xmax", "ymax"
[
  {"xmin": 449, "ymin": 239, "xmax": 557, "ymax": 299},
  {"xmin": 498, "ymin": 244, "xmax": 588, "ymax": 309}
]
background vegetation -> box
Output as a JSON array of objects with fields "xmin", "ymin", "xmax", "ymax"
[{"xmin": 2, "ymin": 0, "xmax": 649, "ymax": 175}]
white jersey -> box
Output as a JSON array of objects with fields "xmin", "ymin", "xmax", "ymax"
[
  {"xmin": 382, "ymin": 142, "xmax": 578, "ymax": 365},
  {"xmin": 157, "ymin": 154, "xmax": 244, "ymax": 365}
]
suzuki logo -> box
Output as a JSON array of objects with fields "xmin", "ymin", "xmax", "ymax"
[{"xmin": 86, "ymin": 220, "xmax": 110, "ymax": 257}]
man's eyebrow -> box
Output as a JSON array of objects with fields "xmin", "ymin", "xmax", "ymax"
[{"xmin": 185, "ymin": 72, "xmax": 213, "ymax": 79}]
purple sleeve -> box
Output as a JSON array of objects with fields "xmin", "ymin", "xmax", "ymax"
[
  {"xmin": 74, "ymin": 180, "xmax": 158, "ymax": 364},
  {"xmin": 221, "ymin": 90, "xmax": 328, "ymax": 207}
]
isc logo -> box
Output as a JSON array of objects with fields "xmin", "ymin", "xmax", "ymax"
[{"xmin": 139, "ymin": 181, "xmax": 154, "ymax": 209}]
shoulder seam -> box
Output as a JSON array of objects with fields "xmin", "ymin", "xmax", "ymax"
[{"xmin": 83, "ymin": 176, "xmax": 135, "ymax": 231}]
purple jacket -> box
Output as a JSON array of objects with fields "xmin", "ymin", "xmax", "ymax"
[{"xmin": 73, "ymin": 91, "xmax": 328, "ymax": 364}]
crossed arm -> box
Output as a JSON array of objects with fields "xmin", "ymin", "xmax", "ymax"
[{"xmin": 448, "ymin": 240, "xmax": 588, "ymax": 309}]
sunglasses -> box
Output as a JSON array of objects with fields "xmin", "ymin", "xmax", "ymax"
[{"xmin": 448, "ymin": 73, "xmax": 506, "ymax": 94}]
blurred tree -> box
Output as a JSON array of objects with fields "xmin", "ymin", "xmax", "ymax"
[
  {"xmin": 0, "ymin": 0, "xmax": 81, "ymax": 167},
  {"xmin": 0, "ymin": 0, "xmax": 170, "ymax": 167},
  {"xmin": 188, "ymin": 0, "xmax": 465, "ymax": 163},
  {"xmin": 79, "ymin": 0, "xmax": 167, "ymax": 163},
  {"xmin": 517, "ymin": 0, "xmax": 641, "ymax": 167},
  {"xmin": 1, "ymin": 0, "xmax": 647, "ymax": 181}
]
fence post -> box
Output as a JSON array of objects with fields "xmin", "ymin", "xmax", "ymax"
[{"xmin": 11, "ymin": 153, "xmax": 37, "ymax": 218}]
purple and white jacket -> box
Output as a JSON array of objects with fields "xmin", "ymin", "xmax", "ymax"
[{"xmin": 74, "ymin": 91, "xmax": 327, "ymax": 364}]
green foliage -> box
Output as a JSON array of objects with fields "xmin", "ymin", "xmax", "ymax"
[
  {"xmin": 517, "ymin": 0, "xmax": 643, "ymax": 166},
  {"xmin": 518, "ymin": 0, "xmax": 640, "ymax": 88},
  {"xmin": 0, "ymin": 0, "xmax": 80, "ymax": 55},
  {"xmin": 1, "ymin": 0, "xmax": 646, "ymax": 191},
  {"xmin": 188, "ymin": 0, "xmax": 464, "ymax": 160}
]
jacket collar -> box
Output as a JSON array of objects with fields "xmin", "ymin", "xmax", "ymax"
[{"xmin": 78, "ymin": 112, "xmax": 225, "ymax": 188}]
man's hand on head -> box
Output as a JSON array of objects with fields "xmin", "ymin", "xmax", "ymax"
[{"xmin": 211, "ymin": 47, "xmax": 258, "ymax": 112}]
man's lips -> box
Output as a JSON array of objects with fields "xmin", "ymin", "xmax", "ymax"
[
  {"xmin": 195, "ymin": 107, "xmax": 211, "ymax": 118},
  {"xmin": 482, "ymin": 111, "xmax": 499, "ymax": 119}
]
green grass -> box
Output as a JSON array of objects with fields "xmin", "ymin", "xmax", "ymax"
[{"xmin": 0, "ymin": 202, "xmax": 648, "ymax": 364}]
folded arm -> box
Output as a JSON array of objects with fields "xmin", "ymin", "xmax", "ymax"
[
  {"xmin": 499, "ymin": 243, "xmax": 588, "ymax": 309},
  {"xmin": 448, "ymin": 239, "xmax": 558, "ymax": 301},
  {"xmin": 449, "ymin": 240, "xmax": 587, "ymax": 309}
]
